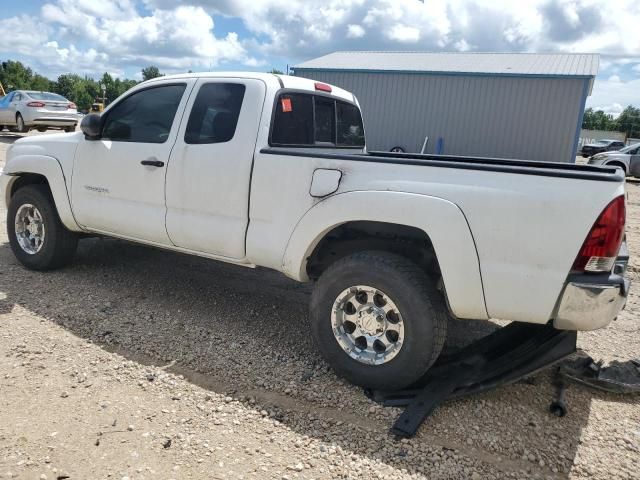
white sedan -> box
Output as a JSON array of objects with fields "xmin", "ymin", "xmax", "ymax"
[
  {"xmin": 588, "ymin": 142, "xmax": 640, "ymax": 176},
  {"xmin": 0, "ymin": 90, "xmax": 78, "ymax": 133}
]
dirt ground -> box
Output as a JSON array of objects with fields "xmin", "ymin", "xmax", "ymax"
[{"xmin": 0, "ymin": 131, "xmax": 638, "ymax": 480}]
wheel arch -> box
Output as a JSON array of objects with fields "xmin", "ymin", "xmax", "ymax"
[
  {"xmin": 3, "ymin": 154, "xmax": 82, "ymax": 232},
  {"xmin": 605, "ymin": 160, "xmax": 627, "ymax": 174},
  {"xmin": 282, "ymin": 190, "xmax": 488, "ymax": 320}
]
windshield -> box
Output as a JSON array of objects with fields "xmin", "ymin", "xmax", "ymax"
[
  {"xmin": 27, "ymin": 92, "xmax": 68, "ymax": 102},
  {"xmin": 620, "ymin": 143, "xmax": 640, "ymax": 153},
  {"xmin": 595, "ymin": 140, "xmax": 610, "ymax": 145}
]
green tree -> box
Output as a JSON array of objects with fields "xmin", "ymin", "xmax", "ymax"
[
  {"xmin": 582, "ymin": 108, "xmax": 616, "ymax": 131},
  {"xmin": 268, "ymin": 68, "xmax": 284, "ymax": 75},
  {"xmin": 616, "ymin": 106, "xmax": 640, "ymax": 139},
  {"xmin": 0, "ymin": 60, "xmax": 33, "ymax": 90},
  {"xmin": 30, "ymin": 74, "xmax": 54, "ymax": 92},
  {"xmin": 141, "ymin": 65, "xmax": 163, "ymax": 81}
]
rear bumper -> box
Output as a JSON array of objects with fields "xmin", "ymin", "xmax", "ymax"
[
  {"xmin": 553, "ymin": 244, "xmax": 629, "ymax": 331},
  {"xmin": 29, "ymin": 117, "xmax": 77, "ymax": 127}
]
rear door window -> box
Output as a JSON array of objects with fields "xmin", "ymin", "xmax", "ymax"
[
  {"xmin": 271, "ymin": 92, "xmax": 364, "ymax": 147},
  {"xmin": 185, "ymin": 83, "xmax": 246, "ymax": 144}
]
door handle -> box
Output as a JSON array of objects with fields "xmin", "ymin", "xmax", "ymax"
[{"xmin": 141, "ymin": 158, "xmax": 164, "ymax": 167}]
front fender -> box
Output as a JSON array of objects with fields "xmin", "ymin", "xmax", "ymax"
[
  {"xmin": 1, "ymin": 154, "xmax": 81, "ymax": 232},
  {"xmin": 282, "ymin": 190, "xmax": 488, "ymax": 320}
]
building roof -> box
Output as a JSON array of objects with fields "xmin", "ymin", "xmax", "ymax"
[{"xmin": 294, "ymin": 51, "xmax": 599, "ymax": 78}]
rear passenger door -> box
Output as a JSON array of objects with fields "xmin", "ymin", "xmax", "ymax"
[{"xmin": 165, "ymin": 78, "xmax": 266, "ymax": 259}]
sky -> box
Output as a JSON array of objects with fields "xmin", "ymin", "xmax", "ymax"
[{"xmin": 1, "ymin": 0, "xmax": 639, "ymax": 116}]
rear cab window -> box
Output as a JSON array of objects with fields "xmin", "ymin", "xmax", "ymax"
[{"xmin": 270, "ymin": 91, "xmax": 364, "ymax": 148}]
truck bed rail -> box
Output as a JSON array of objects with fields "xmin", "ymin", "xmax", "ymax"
[{"xmin": 260, "ymin": 147, "xmax": 624, "ymax": 182}]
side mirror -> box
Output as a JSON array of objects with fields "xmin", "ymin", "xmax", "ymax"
[{"xmin": 80, "ymin": 113, "xmax": 102, "ymax": 140}]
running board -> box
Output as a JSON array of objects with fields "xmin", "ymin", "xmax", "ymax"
[{"xmin": 365, "ymin": 322, "xmax": 577, "ymax": 438}]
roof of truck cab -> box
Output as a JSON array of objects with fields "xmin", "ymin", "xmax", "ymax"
[{"xmin": 141, "ymin": 72, "xmax": 355, "ymax": 103}]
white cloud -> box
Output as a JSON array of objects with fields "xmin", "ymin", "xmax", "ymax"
[
  {"xmin": 347, "ymin": 24, "xmax": 365, "ymax": 39},
  {"xmin": 0, "ymin": 0, "xmax": 639, "ymax": 110},
  {"xmin": 387, "ymin": 24, "xmax": 421, "ymax": 43},
  {"xmin": 587, "ymin": 76, "xmax": 640, "ymax": 115},
  {"xmin": 454, "ymin": 38, "xmax": 472, "ymax": 52},
  {"xmin": 1, "ymin": 0, "xmax": 254, "ymax": 78},
  {"xmin": 592, "ymin": 102, "xmax": 624, "ymax": 116}
]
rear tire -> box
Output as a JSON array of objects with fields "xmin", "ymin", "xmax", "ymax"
[
  {"xmin": 64, "ymin": 125, "xmax": 76, "ymax": 133},
  {"xmin": 309, "ymin": 251, "xmax": 447, "ymax": 391},
  {"xmin": 7, "ymin": 184, "xmax": 78, "ymax": 270},
  {"xmin": 15, "ymin": 113, "xmax": 27, "ymax": 133}
]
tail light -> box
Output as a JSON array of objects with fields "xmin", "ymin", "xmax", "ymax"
[
  {"xmin": 68, "ymin": 102, "xmax": 77, "ymax": 109},
  {"xmin": 26, "ymin": 101, "xmax": 45, "ymax": 107},
  {"xmin": 314, "ymin": 82, "xmax": 332, "ymax": 93},
  {"xmin": 572, "ymin": 195, "xmax": 625, "ymax": 273}
]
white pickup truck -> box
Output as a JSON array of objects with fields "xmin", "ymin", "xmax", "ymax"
[{"xmin": 0, "ymin": 73, "xmax": 629, "ymax": 391}]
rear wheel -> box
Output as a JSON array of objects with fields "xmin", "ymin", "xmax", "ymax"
[
  {"xmin": 310, "ymin": 251, "xmax": 447, "ymax": 390},
  {"xmin": 15, "ymin": 113, "xmax": 27, "ymax": 133},
  {"xmin": 64, "ymin": 125, "xmax": 76, "ymax": 133},
  {"xmin": 7, "ymin": 185, "xmax": 78, "ymax": 270}
]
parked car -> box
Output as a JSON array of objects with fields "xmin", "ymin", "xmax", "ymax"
[
  {"xmin": 580, "ymin": 139, "xmax": 625, "ymax": 157},
  {"xmin": 588, "ymin": 142, "xmax": 640, "ymax": 176},
  {"xmin": 0, "ymin": 90, "xmax": 78, "ymax": 133},
  {"xmin": 0, "ymin": 73, "xmax": 629, "ymax": 391}
]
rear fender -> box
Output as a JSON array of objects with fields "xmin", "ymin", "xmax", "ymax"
[
  {"xmin": 2, "ymin": 154, "xmax": 81, "ymax": 232},
  {"xmin": 282, "ymin": 190, "xmax": 488, "ymax": 320}
]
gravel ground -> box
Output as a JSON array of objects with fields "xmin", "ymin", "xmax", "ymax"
[{"xmin": 0, "ymin": 131, "xmax": 639, "ymax": 479}]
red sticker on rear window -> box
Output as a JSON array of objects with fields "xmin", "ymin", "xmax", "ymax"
[{"xmin": 281, "ymin": 98, "xmax": 292, "ymax": 112}]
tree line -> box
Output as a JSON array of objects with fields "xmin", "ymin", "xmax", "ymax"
[
  {"xmin": 0, "ymin": 60, "xmax": 164, "ymax": 112},
  {"xmin": 581, "ymin": 106, "xmax": 640, "ymax": 139}
]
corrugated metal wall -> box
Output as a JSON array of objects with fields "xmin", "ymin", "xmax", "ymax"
[{"xmin": 295, "ymin": 70, "xmax": 586, "ymax": 162}]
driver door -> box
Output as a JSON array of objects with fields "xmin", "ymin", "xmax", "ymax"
[{"xmin": 71, "ymin": 81, "xmax": 194, "ymax": 245}]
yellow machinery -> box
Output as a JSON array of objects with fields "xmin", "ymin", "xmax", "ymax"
[
  {"xmin": 90, "ymin": 101, "xmax": 105, "ymax": 113},
  {"xmin": 0, "ymin": 82, "xmax": 6, "ymax": 97}
]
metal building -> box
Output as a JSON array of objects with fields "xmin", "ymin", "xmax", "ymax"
[{"xmin": 293, "ymin": 52, "xmax": 599, "ymax": 162}]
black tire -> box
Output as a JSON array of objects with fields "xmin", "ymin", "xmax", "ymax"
[
  {"xmin": 15, "ymin": 113, "xmax": 27, "ymax": 133},
  {"xmin": 64, "ymin": 125, "xmax": 76, "ymax": 133},
  {"xmin": 390, "ymin": 146, "xmax": 405, "ymax": 153},
  {"xmin": 37, "ymin": 127, "xmax": 47, "ymax": 132},
  {"xmin": 309, "ymin": 251, "xmax": 447, "ymax": 391},
  {"xmin": 606, "ymin": 162, "xmax": 627, "ymax": 175},
  {"xmin": 7, "ymin": 184, "xmax": 78, "ymax": 270}
]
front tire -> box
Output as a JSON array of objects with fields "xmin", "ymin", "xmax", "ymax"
[
  {"xmin": 310, "ymin": 251, "xmax": 447, "ymax": 391},
  {"xmin": 64, "ymin": 125, "xmax": 76, "ymax": 133},
  {"xmin": 7, "ymin": 185, "xmax": 78, "ymax": 270}
]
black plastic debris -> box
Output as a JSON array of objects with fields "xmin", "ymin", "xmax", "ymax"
[
  {"xmin": 366, "ymin": 322, "xmax": 577, "ymax": 438},
  {"xmin": 557, "ymin": 351, "xmax": 640, "ymax": 394}
]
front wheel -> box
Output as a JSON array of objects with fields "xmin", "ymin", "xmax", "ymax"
[
  {"xmin": 309, "ymin": 251, "xmax": 447, "ymax": 391},
  {"xmin": 7, "ymin": 185, "xmax": 78, "ymax": 270},
  {"xmin": 64, "ymin": 125, "xmax": 76, "ymax": 133}
]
